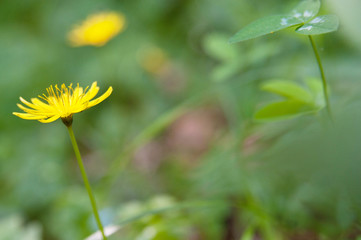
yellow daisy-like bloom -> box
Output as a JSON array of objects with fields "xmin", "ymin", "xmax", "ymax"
[
  {"xmin": 13, "ymin": 82, "xmax": 113, "ymax": 125},
  {"xmin": 68, "ymin": 11, "xmax": 126, "ymax": 47}
]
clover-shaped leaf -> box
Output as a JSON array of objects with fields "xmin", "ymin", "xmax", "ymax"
[
  {"xmin": 291, "ymin": 0, "xmax": 320, "ymax": 22},
  {"xmin": 295, "ymin": 15, "xmax": 339, "ymax": 35},
  {"xmin": 229, "ymin": 0, "xmax": 338, "ymax": 43},
  {"xmin": 229, "ymin": 15, "xmax": 303, "ymax": 43}
]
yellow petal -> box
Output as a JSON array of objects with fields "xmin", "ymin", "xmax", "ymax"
[
  {"xmin": 38, "ymin": 115, "xmax": 60, "ymax": 123},
  {"xmin": 82, "ymin": 82, "xmax": 99, "ymax": 102},
  {"xmin": 13, "ymin": 112, "xmax": 46, "ymax": 120},
  {"xmin": 31, "ymin": 98, "xmax": 53, "ymax": 111},
  {"xmin": 16, "ymin": 103, "xmax": 38, "ymax": 114},
  {"xmin": 71, "ymin": 85, "xmax": 84, "ymax": 104},
  {"xmin": 19, "ymin": 97, "xmax": 38, "ymax": 109},
  {"xmin": 87, "ymin": 86, "xmax": 113, "ymax": 108}
]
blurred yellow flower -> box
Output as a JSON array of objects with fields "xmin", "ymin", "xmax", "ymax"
[
  {"xmin": 13, "ymin": 82, "xmax": 112, "ymax": 125},
  {"xmin": 68, "ymin": 12, "xmax": 125, "ymax": 47}
]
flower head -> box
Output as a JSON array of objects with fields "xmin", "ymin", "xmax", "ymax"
[
  {"xmin": 68, "ymin": 11, "xmax": 125, "ymax": 47},
  {"xmin": 13, "ymin": 82, "xmax": 112, "ymax": 125}
]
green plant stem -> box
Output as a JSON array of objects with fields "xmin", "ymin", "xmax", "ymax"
[
  {"xmin": 308, "ymin": 35, "xmax": 332, "ymax": 120},
  {"xmin": 67, "ymin": 125, "xmax": 107, "ymax": 240}
]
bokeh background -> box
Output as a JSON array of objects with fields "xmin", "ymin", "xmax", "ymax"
[{"xmin": 1, "ymin": 0, "xmax": 361, "ymax": 239}]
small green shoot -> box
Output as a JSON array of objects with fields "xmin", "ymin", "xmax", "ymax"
[{"xmin": 254, "ymin": 78, "xmax": 325, "ymax": 121}]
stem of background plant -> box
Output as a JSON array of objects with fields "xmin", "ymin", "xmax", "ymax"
[
  {"xmin": 67, "ymin": 125, "xmax": 108, "ymax": 240},
  {"xmin": 308, "ymin": 35, "xmax": 333, "ymax": 120}
]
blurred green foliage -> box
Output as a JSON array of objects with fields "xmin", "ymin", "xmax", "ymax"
[
  {"xmin": 1, "ymin": 0, "xmax": 361, "ymax": 239},
  {"xmin": 254, "ymin": 78, "xmax": 325, "ymax": 121}
]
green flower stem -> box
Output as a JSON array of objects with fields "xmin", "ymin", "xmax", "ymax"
[
  {"xmin": 67, "ymin": 125, "xmax": 107, "ymax": 240},
  {"xmin": 308, "ymin": 35, "xmax": 332, "ymax": 120}
]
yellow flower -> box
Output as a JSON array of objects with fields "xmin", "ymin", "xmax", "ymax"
[
  {"xmin": 68, "ymin": 12, "xmax": 126, "ymax": 47},
  {"xmin": 13, "ymin": 82, "xmax": 113, "ymax": 125}
]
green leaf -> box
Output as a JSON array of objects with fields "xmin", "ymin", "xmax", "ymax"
[
  {"xmin": 229, "ymin": 0, "xmax": 321, "ymax": 43},
  {"xmin": 254, "ymin": 100, "xmax": 316, "ymax": 121},
  {"xmin": 229, "ymin": 15, "xmax": 303, "ymax": 43},
  {"xmin": 291, "ymin": 0, "xmax": 321, "ymax": 22},
  {"xmin": 211, "ymin": 63, "xmax": 240, "ymax": 82},
  {"xmin": 241, "ymin": 226, "xmax": 255, "ymax": 240},
  {"xmin": 203, "ymin": 33, "xmax": 238, "ymax": 61},
  {"xmin": 261, "ymin": 80, "xmax": 313, "ymax": 103},
  {"xmin": 295, "ymin": 15, "xmax": 339, "ymax": 35}
]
